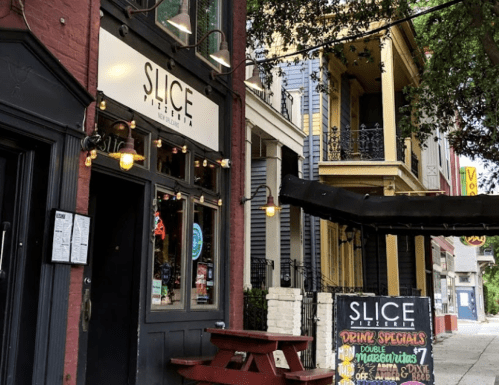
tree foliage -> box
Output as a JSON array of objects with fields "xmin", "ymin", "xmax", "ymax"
[
  {"xmin": 247, "ymin": 0, "xmax": 499, "ymax": 191},
  {"xmin": 483, "ymin": 236, "xmax": 499, "ymax": 314}
]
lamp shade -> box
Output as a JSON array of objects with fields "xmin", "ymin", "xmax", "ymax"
[
  {"xmin": 244, "ymin": 66, "xmax": 264, "ymax": 91},
  {"xmin": 210, "ymin": 40, "xmax": 231, "ymax": 68},
  {"xmin": 109, "ymin": 136, "xmax": 145, "ymax": 171},
  {"xmin": 167, "ymin": 0, "xmax": 192, "ymax": 34},
  {"xmin": 167, "ymin": 12, "xmax": 192, "ymax": 34},
  {"xmin": 259, "ymin": 195, "xmax": 281, "ymax": 217}
]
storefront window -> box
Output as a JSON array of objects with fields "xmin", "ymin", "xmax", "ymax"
[
  {"xmin": 156, "ymin": 0, "xmax": 189, "ymax": 44},
  {"xmin": 191, "ymin": 203, "xmax": 218, "ymax": 307},
  {"xmin": 152, "ymin": 191, "xmax": 185, "ymax": 310},
  {"xmin": 194, "ymin": 156, "xmax": 218, "ymax": 191},
  {"xmin": 97, "ymin": 114, "xmax": 147, "ymax": 168},
  {"xmin": 157, "ymin": 142, "xmax": 186, "ymax": 180}
]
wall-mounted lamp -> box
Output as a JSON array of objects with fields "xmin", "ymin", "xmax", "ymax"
[
  {"xmin": 218, "ymin": 158, "xmax": 231, "ymax": 169},
  {"xmin": 108, "ymin": 120, "xmax": 145, "ymax": 171},
  {"xmin": 174, "ymin": 29, "xmax": 231, "ymax": 68},
  {"xmin": 210, "ymin": 57, "xmax": 264, "ymax": 92},
  {"xmin": 241, "ymin": 184, "xmax": 281, "ymax": 218},
  {"xmin": 167, "ymin": 0, "xmax": 191, "ymax": 34},
  {"xmin": 339, "ymin": 226, "xmax": 355, "ymax": 245},
  {"xmin": 81, "ymin": 123, "xmax": 102, "ymax": 167}
]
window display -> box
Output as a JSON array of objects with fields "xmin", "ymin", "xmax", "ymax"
[
  {"xmin": 194, "ymin": 156, "xmax": 218, "ymax": 191},
  {"xmin": 191, "ymin": 203, "xmax": 217, "ymax": 307},
  {"xmin": 152, "ymin": 191, "xmax": 184, "ymax": 309},
  {"xmin": 157, "ymin": 142, "xmax": 186, "ymax": 180}
]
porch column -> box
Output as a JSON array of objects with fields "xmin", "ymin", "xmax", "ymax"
[
  {"xmin": 415, "ymin": 236, "xmax": 427, "ymax": 296},
  {"xmin": 243, "ymin": 123, "xmax": 253, "ymax": 289},
  {"xmin": 290, "ymin": 156, "xmax": 304, "ymax": 285},
  {"xmin": 404, "ymin": 138, "xmax": 412, "ymax": 168},
  {"xmin": 381, "ymin": 36, "xmax": 397, "ymax": 162},
  {"xmin": 384, "ymin": 178, "xmax": 399, "ymax": 295},
  {"xmin": 266, "ymin": 140, "xmax": 282, "ymax": 287}
]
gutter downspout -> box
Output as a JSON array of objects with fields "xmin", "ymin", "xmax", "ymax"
[{"xmin": 308, "ymin": 59, "xmax": 317, "ymax": 292}]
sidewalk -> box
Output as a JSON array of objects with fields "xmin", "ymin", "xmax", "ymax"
[{"xmin": 433, "ymin": 315, "xmax": 499, "ymax": 385}]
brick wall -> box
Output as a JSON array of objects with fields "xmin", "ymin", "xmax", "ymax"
[
  {"xmin": 435, "ymin": 315, "xmax": 446, "ymax": 335},
  {"xmin": 229, "ymin": 0, "xmax": 246, "ymax": 330},
  {"xmin": 316, "ymin": 293, "xmax": 334, "ymax": 369},
  {"xmin": 445, "ymin": 314, "xmax": 458, "ymax": 332},
  {"xmin": 0, "ymin": 2, "xmax": 100, "ymax": 384},
  {"xmin": 267, "ymin": 288, "xmax": 303, "ymax": 368}
]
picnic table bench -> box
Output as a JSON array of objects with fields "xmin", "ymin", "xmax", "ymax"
[{"xmin": 171, "ymin": 328, "xmax": 335, "ymax": 385}]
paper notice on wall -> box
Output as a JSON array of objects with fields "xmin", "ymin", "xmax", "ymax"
[
  {"xmin": 460, "ymin": 292, "xmax": 469, "ymax": 306},
  {"xmin": 71, "ymin": 214, "xmax": 91, "ymax": 264},
  {"xmin": 152, "ymin": 279, "xmax": 162, "ymax": 305},
  {"xmin": 51, "ymin": 211, "xmax": 73, "ymax": 263}
]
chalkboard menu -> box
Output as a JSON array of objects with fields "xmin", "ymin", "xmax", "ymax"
[{"xmin": 335, "ymin": 295, "xmax": 434, "ymax": 385}]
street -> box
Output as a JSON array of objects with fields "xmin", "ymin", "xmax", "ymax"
[{"xmin": 433, "ymin": 316, "xmax": 499, "ymax": 385}]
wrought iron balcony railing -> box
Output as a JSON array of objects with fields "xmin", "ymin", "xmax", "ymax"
[
  {"xmin": 281, "ymin": 87, "xmax": 293, "ymax": 121},
  {"xmin": 327, "ymin": 124, "xmax": 406, "ymax": 162}
]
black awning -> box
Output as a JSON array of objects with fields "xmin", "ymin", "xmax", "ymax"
[{"xmin": 280, "ymin": 175, "xmax": 499, "ymax": 236}]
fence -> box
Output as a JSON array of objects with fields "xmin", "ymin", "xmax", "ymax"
[
  {"xmin": 301, "ymin": 292, "xmax": 318, "ymax": 369},
  {"xmin": 243, "ymin": 289, "xmax": 268, "ymax": 331},
  {"xmin": 250, "ymin": 258, "xmax": 274, "ymax": 289}
]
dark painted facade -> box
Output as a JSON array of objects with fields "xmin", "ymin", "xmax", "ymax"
[{"xmin": 0, "ymin": 0, "xmax": 245, "ymax": 383}]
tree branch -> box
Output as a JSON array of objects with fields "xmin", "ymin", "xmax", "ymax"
[{"xmin": 466, "ymin": 0, "xmax": 499, "ymax": 66}]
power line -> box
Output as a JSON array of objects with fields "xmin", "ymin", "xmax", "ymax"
[{"xmin": 256, "ymin": 0, "xmax": 465, "ymax": 65}]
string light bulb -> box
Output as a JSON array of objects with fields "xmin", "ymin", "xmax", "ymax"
[
  {"xmin": 200, "ymin": 194, "xmax": 205, "ymax": 203},
  {"xmin": 130, "ymin": 119, "xmax": 136, "ymax": 129},
  {"xmin": 155, "ymin": 138, "xmax": 162, "ymax": 148},
  {"xmin": 90, "ymin": 149, "xmax": 97, "ymax": 159},
  {"xmin": 99, "ymin": 99, "xmax": 106, "ymax": 110},
  {"xmin": 182, "ymin": 145, "xmax": 188, "ymax": 153},
  {"xmin": 176, "ymin": 191, "xmax": 182, "ymax": 200},
  {"xmin": 85, "ymin": 152, "xmax": 92, "ymax": 167},
  {"xmin": 163, "ymin": 193, "xmax": 170, "ymax": 200},
  {"xmin": 203, "ymin": 158, "xmax": 208, "ymax": 167},
  {"xmin": 218, "ymin": 198, "xmax": 223, "ymax": 206},
  {"xmin": 172, "ymin": 147, "xmax": 178, "ymax": 154},
  {"xmin": 194, "ymin": 160, "xmax": 200, "ymax": 167}
]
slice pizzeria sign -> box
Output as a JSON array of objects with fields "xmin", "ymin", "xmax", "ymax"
[{"xmin": 335, "ymin": 295, "xmax": 434, "ymax": 385}]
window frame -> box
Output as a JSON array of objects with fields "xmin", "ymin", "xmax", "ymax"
[
  {"xmin": 195, "ymin": 0, "xmax": 222, "ymax": 71},
  {"xmin": 190, "ymin": 198, "xmax": 221, "ymax": 310},
  {"xmin": 150, "ymin": 186, "xmax": 189, "ymax": 311},
  {"xmin": 155, "ymin": 0, "xmax": 189, "ymax": 45}
]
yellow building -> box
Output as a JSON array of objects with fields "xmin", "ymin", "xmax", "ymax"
[{"xmin": 281, "ymin": 21, "xmax": 428, "ymax": 296}]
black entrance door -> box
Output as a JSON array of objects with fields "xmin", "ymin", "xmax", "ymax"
[
  {"xmin": 78, "ymin": 172, "xmax": 143, "ymax": 385},
  {"xmin": 0, "ymin": 135, "xmax": 49, "ymax": 384}
]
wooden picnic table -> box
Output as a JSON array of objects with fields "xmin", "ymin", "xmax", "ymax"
[{"xmin": 171, "ymin": 328, "xmax": 334, "ymax": 385}]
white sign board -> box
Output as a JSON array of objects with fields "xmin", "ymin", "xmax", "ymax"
[
  {"xmin": 71, "ymin": 214, "xmax": 91, "ymax": 264},
  {"xmin": 51, "ymin": 211, "xmax": 73, "ymax": 263},
  {"xmin": 98, "ymin": 29, "xmax": 219, "ymax": 151},
  {"xmin": 460, "ymin": 292, "xmax": 469, "ymax": 306},
  {"xmin": 51, "ymin": 210, "xmax": 91, "ymax": 265}
]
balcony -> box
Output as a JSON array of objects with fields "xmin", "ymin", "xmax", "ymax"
[
  {"xmin": 326, "ymin": 124, "xmax": 405, "ymax": 162},
  {"xmin": 477, "ymin": 248, "xmax": 495, "ymax": 266}
]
